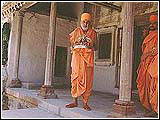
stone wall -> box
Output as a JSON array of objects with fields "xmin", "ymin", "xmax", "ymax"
[
  {"xmin": 92, "ymin": 2, "xmax": 158, "ymax": 94},
  {"xmin": 7, "ymin": 11, "xmax": 77, "ymax": 89},
  {"xmin": 2, "ymin": 65, "xmax": 8, "ymax": 90},
  {"xmin": 18, "ymin": 12, "xmax": 49, "ymax": 89},
  {"xmin": 19, "ymin": 12, "xmax": 77, "ymax": 89},
  {"xmin": 93, "ymin": 3, "xmax": 122, "ymax": 94},
  {"xmin": 134, "ymin": 2, "xmax": 158, "ymax": 16},
  {"xmin": 94, "ymin": 2, "xmax": 122, "ymax": 28},
  {"xmin": 53, "ymin": 18, "xmax": 77, "ymax": 86},
  {"xmin": 93, "ymin": 66, "xmax": 119, "ymax": 94}
]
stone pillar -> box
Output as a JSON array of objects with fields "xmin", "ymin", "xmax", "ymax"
[
  {"xmin": 108, "ymin": 3, "xmax": 137, "ymax": 118},
  {"xmin": 9, "ymin": 11, "xmax": 25, "ymax": 88},
  {"xmin": 38, "ymin": 2, "xmax": 57, "ymax": 99}
]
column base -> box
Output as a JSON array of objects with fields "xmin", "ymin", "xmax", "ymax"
[
  {"xmin": 38, "ymin": 85, "xmax": 58, "ymax": 99},
  {"xmin": 107, "ymin": 99, "xmax": 138, "ymax": 118},
  {"xmin": 9, "ymin": 79, "xmax": 22, "ymax": 88}
]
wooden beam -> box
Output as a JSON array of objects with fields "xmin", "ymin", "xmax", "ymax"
[
  {"xmin": 20, "ymin": 2, "xmax": 38, "ymax": 11},
  {"xmin": 89, "ymin": 2, "xmax": 122, "ymax": 12}
]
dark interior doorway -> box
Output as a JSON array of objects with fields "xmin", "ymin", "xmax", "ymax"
[
  {"xmin": 132, "ymin": 25, "xmax": 147, "ymax": 90},
  {"xmin": 54, "ymin": 46, "xmax": 68, "ymax": 77}
]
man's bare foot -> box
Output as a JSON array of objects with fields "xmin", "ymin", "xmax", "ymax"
[
  {"xmin": 83, "ymin": 104, "xmax": 91, "ymax": 111},
  {"xmin": 65, "ymin": 103, "xmax": 78, "ymax": 108}
]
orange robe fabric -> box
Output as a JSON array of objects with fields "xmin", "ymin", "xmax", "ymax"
[
  {"xmin": 69, "ymin": 27, "xmax": 96, "ymax": 104},
  {"xmin": 136, "ymin": 30, "xmax": 158, "ymax": 113}
]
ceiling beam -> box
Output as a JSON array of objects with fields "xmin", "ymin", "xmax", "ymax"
[
  {"xmin": 20, "ymin": 2, "xmax": 38, "ymax": 11},
  {"xmin": 89, "ymin": 2, "xmax": 122, "ymax": 12}
]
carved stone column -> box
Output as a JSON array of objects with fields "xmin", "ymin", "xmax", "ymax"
[
  {"xmin": 108, "ymin": 3, "xmax": 137, "ymax": 118},
  {"xmin": 38, "ymin": 2, "xmax": 57, "ymax": 99},
  {"xmin": 9, "ymin": 11, "xmax": 25, "ymax": 88}
]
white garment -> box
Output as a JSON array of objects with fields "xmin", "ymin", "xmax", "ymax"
[{"xmin": 74, "ymin": 45, "xmax": 87, "ymax": 49}]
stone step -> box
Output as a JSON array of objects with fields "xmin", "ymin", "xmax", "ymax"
[
  {"xmin": 2, "ymin": 108, "xmax": 62, "ymax": 118},
  {"xmin": 5, "ymin": 88, "xmax": 146, "ymax": 118},
  {"xmin": 5, "ymin": 88, "xmax": 107, "ymax": 118},
  {"xmin": 38, "ymin": 98, "xmax": 106, "ymax": 118}
]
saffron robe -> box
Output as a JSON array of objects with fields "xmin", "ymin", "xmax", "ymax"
[
  {"xmin": 69, "ymin": 27, "xmax": 96, "ymax": 103},
  {"xmin": 136, "ymin": 30, "xmax": 158, "ymax": 113}
]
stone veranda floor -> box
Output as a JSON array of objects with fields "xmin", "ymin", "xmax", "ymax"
[
  {"xmin": 2, "ymin": 88, "xmax": 158, "ymax": 118},
  {"xmin": 55, "ymin": 88, "xmax": 143, "ymax": 114}
]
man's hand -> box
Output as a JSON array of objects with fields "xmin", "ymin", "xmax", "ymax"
[
  {"xmin": 151, "ymin": 46, "xmax": 158, "ymax": 56},
  {"xmin": 70, "ymin": 46, "xmax": 74, "ymax": 53},
  {"xmin": 141, "ymin": 46, "xmax": 158, "ymax": 61}
]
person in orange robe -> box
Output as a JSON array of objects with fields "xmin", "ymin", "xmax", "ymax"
[
  {"xmin": 136, "ymin": 15, "xmax": 158, "ymax": 117},
  {"xmin": 65, "ymin": 13, "xmax": 96, "ymax": 111}
]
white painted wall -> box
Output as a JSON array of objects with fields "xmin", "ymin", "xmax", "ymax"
[
  {"xmin": 53, "ymin": 18, "xmax": 77, "ymax": 85},
  {"xmin": 93, "ymin": 65, "xmax": 119, "ymax": 95},
  {"xmin": 18, "ymin": 12, "xmax": 49, "ymax": 88}
]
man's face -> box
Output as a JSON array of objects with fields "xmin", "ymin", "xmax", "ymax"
[
  {"xmin": 149, "ymin": 21, "xmax": 158, "ymax": 31},
  {"xmin": 81, "ymin": 20, "xmax": 90, "ymax": 31}
]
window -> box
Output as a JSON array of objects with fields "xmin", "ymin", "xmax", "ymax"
[
  {"xmin": 98, "ymin": 33, "xmax": 112, "ymax": 59},
  {"xmin": 95, "ymin": 26, "xmax": 116, "ymax": 66}
]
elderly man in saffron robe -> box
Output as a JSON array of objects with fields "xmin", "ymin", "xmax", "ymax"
[
  {"xmin": 65, "ymin": 13, "xmax": 96, "ymax": 111},
  {"xmin": 136, "ymin": 15, "xmax": 158, "ymax": 117}
]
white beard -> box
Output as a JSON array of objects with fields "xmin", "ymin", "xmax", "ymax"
[{"xmin": 81, "ymin": 24, "xmax": 88, "ymax": 31}]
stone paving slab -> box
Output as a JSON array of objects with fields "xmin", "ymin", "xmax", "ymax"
[
  {"xmin": 38, "ymin": 98, "xmax": 107, "ymax": 118},
  {"xmin": 2, "ymin": 108, "xmax": 62, "ymax": 118}
]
